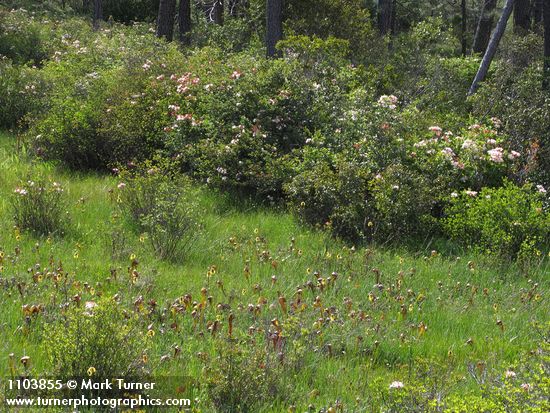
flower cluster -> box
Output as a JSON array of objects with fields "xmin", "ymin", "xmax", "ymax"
[{"xmin": 377, "ymin": 94, "xmax": 398, "ymax": 109}]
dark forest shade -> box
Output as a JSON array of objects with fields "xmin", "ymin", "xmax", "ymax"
[
  {"xmin": 156, "ymin": 0, "xmax": 177, "ymax": 41},
  {"xmin": 228, "ymin": 0, "xmax": 247, "ymax": 16},
  {"xmin": 202, "ymin": 1, "xmax": 224, "ymax": 25},
  {"xmin": 212, "ymin": 0, "xmax": 224, "ymax": 25},
  {"xmin": 514, "ymin": 0, "xmax": 532, "ymax": 34},
  {"xmin": 178, "ymin": 0, "xmax": 191, "ymax": 44},
  {"xmin": 93, "ymin": 0, "xmax": 102, "ymax": 30},
  {"xmin": 543, "ymin": 0, "xmax": 550, "ymax": 89},
  {"xmin": 266, "ymin": 0, "xmax": 283, "ymax": 57},
  {"xmin": 378, "ymin": 0, "xmax": 393, "ymax": 35},
  {"xmin": 472, "ymin": 0, "xmax": 497, "ymax": 54},
  {"xmin": 534, "ymin": 0, "xmax": 544, "ymax": 26}
]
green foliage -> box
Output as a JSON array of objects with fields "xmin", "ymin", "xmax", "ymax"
[
  {"xmin": 45, "ymin": 298, "xmax": 147, "ymax": 384},
  {"xmin": 101, "ymin": 0, "xmax": 158, "ymax": 23},
  {"xmin": 383, "ymin": 17, "xmax": 460, "ymax": 96},
  {"xmin": 116, "ymin": 159, "xmax": 201, "ymax": 261},
  {"xmin": 414, "ymin": 56, "xmax": 480, "ymax": 113},
  {"xmin": 29, "ymin": 22, "xmax": 182, "ymax": 169},
  {"xmin": 0, "ymin": 8, "xmax": 47, "ymax": 65},
  {"xmin": 33, "ymin": 95, "xmax": 105, "ymax": 169},
  {"xmin": 444, "ymin": 342, "xmax": 550, "ymax": 412},
  {"xmin": 471, "ymin": 34, "xmax": 550, "ymax": 187},
  {"xmin": 284, "ymin": 0, "xmax": 378, "ymax": 61},
  {"xmin": 0, "ymin": 3, "xmax": 547, "ymax": 258},
  {"xmin": 11, "ymin": 172, "xmax": 67, "ymax": 236},
  {"xmin": 370, "ymin": 164, "xmax": 441, "ymax": 241},
  {"xmin": 444, "ymin": 182, "xmax": 550, "ymax": 260},
  {"xmin": 285, "ymin": 147, "xmax": 372, "ymax": 241},
  {"xmin": 0, "ymin": 58, "xmax": 45, "ymax": 128},
  {"xmin": 204, "ymin": 341, "xmax": 285, "ymax": 413}
]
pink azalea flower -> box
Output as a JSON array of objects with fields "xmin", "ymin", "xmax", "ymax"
[
  {"xmin": 429, "ymin": 126, "xmax": 443, "ymax": 137},
  {"xmin": 487, "ymin": 147, "xmax": 504, "ymax": 163}
]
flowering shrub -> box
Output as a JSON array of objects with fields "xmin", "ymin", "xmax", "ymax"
[
  {"xmin": 0, "ymin": 58, "xmax": 45, "ymax": 128},
  {"xmin": 28, "ymin": 18, "xmax": 184, "ymax": 168},
  {"xmin": 0, "ymin": 8, "xmax": 47, "ymax": 65},
  {"xmin": 444, "ymin": 182, "xmax": 550, "ymax": 260},
  {"xmin": 11, "ymin": 173, "xmax": 67, "ymax": 235},
  {"xmin": 115, "ymin": 159, "xmax": 201, "ymax": 261},
  {"xmin": 1, "ymin": 7, "xmax": 546, "ymax": 258},
  {"xmin": 404, "ymin": 122, "xmax": 521, "ymax": 192},
  {"xmin": 471, "ymin": 35, "xmax": 550, "ymax": 187}
]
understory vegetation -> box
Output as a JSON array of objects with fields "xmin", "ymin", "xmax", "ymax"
[{"xmin": 0, "ymin": 1, "xmax": 549, "ymax": 412}]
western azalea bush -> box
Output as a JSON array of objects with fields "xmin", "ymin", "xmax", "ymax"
[{"xmin": 0, "ymin": 8, "xmax": 544, "ymax": 258}]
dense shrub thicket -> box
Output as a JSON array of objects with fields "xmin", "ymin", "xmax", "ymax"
[{"xmin": 0, "ymin": 5, "xmax": 548, "ymax": 259}]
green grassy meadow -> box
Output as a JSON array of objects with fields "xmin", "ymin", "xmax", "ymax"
[{"xmin": 0, "ymin": 130, "xmax": 548, "ymax": 412}]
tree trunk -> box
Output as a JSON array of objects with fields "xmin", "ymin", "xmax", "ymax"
[
  {"xmin": 543, "ymin": 0, "xmax": 550, "ymax": 89},
  {"xmin": 378, "ymin": 0, "xmax": 393, "ymax": 35},
  {"xmin": 472, "ymin": 0, "xmax": 497, "ymax": 54},
  {"xmin": 93, "ymin": 0, "xmax": 102, "ymax": 30},
  {"xmin": 469, "ymin": 0, "xmax": 515, "ymax": 95},
  {"xmin": 266, "ymin": 0, "xmax": 283, "ymax": 57},
  {"xmin": 514, "ymin": 0, "xmax": 531, "ymax": 33},
  {"xmin": 212, "ymin": 0, "xmax": 224, "ymax": 25},
  {"xmin": 461, "ymin": 0, "xmax": 468, "ymax": 56},
  {"xmin": 178, "ymin": 0, "xmax": 192, "ymax": 45},
  {"xmin": 156, "ymin": 0, "xmax": 177, "ymax": 41}
]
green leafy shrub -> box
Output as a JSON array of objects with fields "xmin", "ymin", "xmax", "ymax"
[
  {"xmin": 45, "ymin": 298, "xmax": 147, "ymax": 386},
  {"xmin": 385, "ymin": 17, "xmax": 460, "ymax": 97},
  {"xmin": 413, "ymin": 55, "xmax": 480, "ymax": 114},
  {"xmin": 33, "ymin": 95, "xmax": 105, "ymax": 169},
  {"xmin": 0, "ymin": 58, "xmax": 45, "ymax": 128},
  {"xmin": 11, "ymin": 173, "xmax": 67, "ymax": 236},
  {"xmin": 444, "ymin": 182, "xmax": 550, "ymax": 259},
  {"xmin": 370, "ymin": 163, "xmax": 442, "ymax": 242},
  {"xmin": 284, "ymin": 0, "xmax": 378, "ymax": 61},
  {"xmin": 285, "ymin": 146, "xmax": 372, "ymax": 241},
  {"xmin": 163, "ymin": 38, "xmax": 365, "ymax": 198},
  {"xmin": 471, "ymin": 34, "xmax": 550, "ymax": 187},
  {"xmin": 403, "ymin": 121, "xmax": 520, "ymax": 191},
  {"xmin": 204, "ymin": 341, "xmax": 285, "ymax": 413},
  {"xmin": 0, "ymin": 8, "xmax": 47, "ymax": 65},
  {"xmin": 444, "ymin": 341, "xmax": 550, "ymax": 412},
  {"xmin": 116, "ymin": 159, "xmax": 201, "ymax": 261},
  {"xmin": 30, "ymin": 26, "xmax": 183, "ymax": 169}
]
